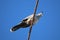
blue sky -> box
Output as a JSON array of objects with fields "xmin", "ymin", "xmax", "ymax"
[{"xmin": 0, "ymin": 0, "xmax": 60, "ymax": 40}]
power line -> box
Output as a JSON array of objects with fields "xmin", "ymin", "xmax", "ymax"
[{"xmin": 28, "ymin": 0, "xmax": 39, "ymax": 40}]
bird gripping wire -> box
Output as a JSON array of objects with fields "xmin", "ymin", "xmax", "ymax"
[{"xmin": 28, "ymin": 0, "xmax": 39, "ymax": 40}]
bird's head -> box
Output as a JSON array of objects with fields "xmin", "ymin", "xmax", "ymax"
[
  {"xmin": 35, "ymin": 12, "xmax": 43, "ymax": 20},
  {"xmin": 37, "ymin": 12, "xmax": 43, "ymax": 17}
]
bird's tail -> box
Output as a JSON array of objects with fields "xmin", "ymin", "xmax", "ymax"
[
  {"xmin": 10, "ymin": 22, "xmax": 30, "ymax": 32},
  {"xmin": 10, "ymin": 24, "xmax": 21, "ymax": 32}
]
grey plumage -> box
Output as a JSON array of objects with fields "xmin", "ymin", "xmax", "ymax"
[{"xmin": 10, "ymin": 12, "xmax": 43, "ymax": 32}]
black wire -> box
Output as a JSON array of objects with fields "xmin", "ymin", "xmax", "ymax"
[{"xmin": 28, "ymin": 0, "xmax": 39, "ymax": 40}]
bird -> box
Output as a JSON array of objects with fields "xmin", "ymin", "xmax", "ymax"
[{"xmin": 10, "ymin": 12, "xmax": 43, "ymax": 32}]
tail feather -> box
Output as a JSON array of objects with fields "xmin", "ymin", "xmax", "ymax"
[
  {"xmin": 10, "ymin": 24, "xmax": 21, "ymax": 32},
  {"xmin": 10, "ymin": 22, "xmax": 30, "ymax": 32}
]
